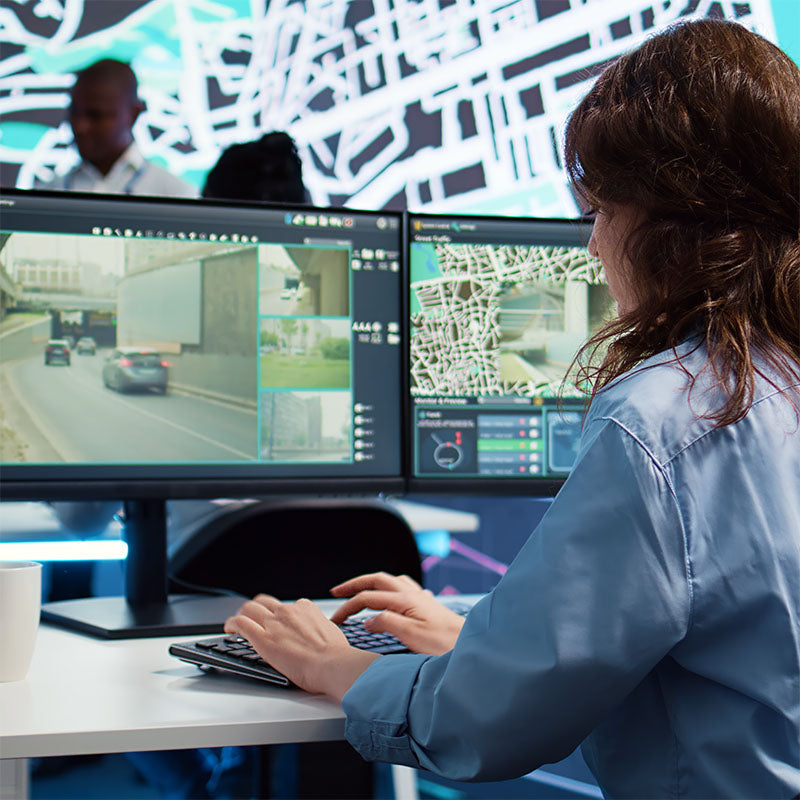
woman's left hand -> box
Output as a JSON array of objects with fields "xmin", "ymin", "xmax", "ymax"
[{"xmin": 224, "ymin": 595, "xmax": 379, "ymax": 701}]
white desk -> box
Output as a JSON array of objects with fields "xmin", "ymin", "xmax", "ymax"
[
  {"xmin": 0, "ymin": 601, "xmax": 347, "ymax": 799},
  {"xmin": 1, "ymin": 610, "xmax": 347, "ymax": 761},
  {"xmin": 385, "ymin": 498, "xmax": 480, "ymax": 534},
  {"xmin": 0, "ymin": 595, "xmax": 481, "ymax": 800}
]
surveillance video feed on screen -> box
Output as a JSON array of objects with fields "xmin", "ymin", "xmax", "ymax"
[
  {"xmin": 408, "ymin": 214, "xmax": 612, "ymax": 484},
  {"xmin": 0, "ymin": 193, "xmax": 403, "ymax": 482}
]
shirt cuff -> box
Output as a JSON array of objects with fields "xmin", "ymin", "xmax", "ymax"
[{"xmin": 342, "ymin": 652, "xmax": 432, "ymax": 766}]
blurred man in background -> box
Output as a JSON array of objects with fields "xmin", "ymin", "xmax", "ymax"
[
  {"xmin": 32, "ymin": 59, "xmax": 197, "ymax": 602},
  {"xmin": 34, "ymin": 58, "xmax": 196, "ymax": 197}
]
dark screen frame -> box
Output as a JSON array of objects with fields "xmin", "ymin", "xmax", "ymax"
[
  {"xmin": 404, "ymin": 211, "xmax": 597, "ymax": 498},
  {"xmin": 0, "ymin": 188, "xmax": 408, "ymax": 503}
]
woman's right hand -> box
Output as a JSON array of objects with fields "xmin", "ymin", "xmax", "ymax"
[{"xmin": 330, "ymin": 572, "xmax": 465, "ymax": 655}]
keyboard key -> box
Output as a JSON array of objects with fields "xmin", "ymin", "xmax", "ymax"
[{"xmin": 370, "ymin": 642, "xmax": 409, "ymax": 654}]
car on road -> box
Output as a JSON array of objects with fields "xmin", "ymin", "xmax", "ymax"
[
  {"xmin": 44, "ymin": 339, "xmax": 71, "ymax": 366},
  {"xmin": 76, "ymin": 336, "xmax": 97, "ymax": 355},
  {"xmin": 102, "ymin": 347, "xmax": 169, "ymax": 394}
]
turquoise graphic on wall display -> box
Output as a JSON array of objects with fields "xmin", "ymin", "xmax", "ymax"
[{"xmin": 1, "ymin": 0, "xmax": 793, "ymax": 216}]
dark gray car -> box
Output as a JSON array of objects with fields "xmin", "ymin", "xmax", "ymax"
[
  {"xmin": 102, "ymin": 347, "xmax": 168, "ymax": 394},
  {"xmin": 76, "ymin": 336, "xmax": 97, "ymax": 355},
  {"xmin": 44, "ymin": 339, "xmax": 71, "ymax": 365}
]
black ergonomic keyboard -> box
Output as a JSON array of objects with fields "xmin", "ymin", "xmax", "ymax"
[
  {"xmin": 168, "ymin": 617, "xmax": 412, "ymax": 687},
  {"xmin": 169, "ymin": 601, "xmax": 473, "ymax": 687}
]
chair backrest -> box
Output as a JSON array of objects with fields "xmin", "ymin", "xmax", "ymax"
[{"xmin": 169, "ymin": 498, "xmax": 422, "ymax": 599}]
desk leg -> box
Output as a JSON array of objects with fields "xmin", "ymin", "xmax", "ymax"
[
  {"xmin": 0, "ymin": 759, "xmax": 28, "ymax": 800},
  {"xmin": 391, "ymin": 764, "xmax": 419, "ymax": 800}
]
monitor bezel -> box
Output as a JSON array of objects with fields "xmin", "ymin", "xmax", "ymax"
[
  {"xmin": 404, "ymin": 210, "xmax": 596, "ymax": 498},
  {"xmin": 0, "ymin": 187, "xmax": 408, "ymax": 503}
]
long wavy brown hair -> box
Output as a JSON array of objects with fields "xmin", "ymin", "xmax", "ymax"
[{"xmin": 564, "ymin": 18, "xmax": 800, "ymax": 427}]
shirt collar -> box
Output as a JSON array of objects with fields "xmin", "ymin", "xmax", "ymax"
[
  {"xmin": 115, "ymin": 142, "xmax": 145, "ymax": 171},
  {"xmin": 76, "ymin": 142, "xmax": 144, "ymax": 179}
]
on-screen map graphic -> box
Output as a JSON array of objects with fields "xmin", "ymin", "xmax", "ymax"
[{"xmin": 410, "ymin": 241, "xmax": 606, "ymax": 400}]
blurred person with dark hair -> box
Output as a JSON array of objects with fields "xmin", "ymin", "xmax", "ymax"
[
  {"xmin": 201, "ymin": 132, "xmax": 307, "ymax": 203},
  {"xmin": 35, "ymin": 58, "xmax": 196, "ymax": 198},
  {"xmin": 224, "ymin": 19, "xmax": 800, "ymax": 798}
]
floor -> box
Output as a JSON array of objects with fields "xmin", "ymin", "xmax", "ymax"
[
  {"xmin": 27, "ymin": 751, "xmax": 601, "ymax": 800},
  {"xmin": 30, "ymin": 754, "xmax": 162, "ymax": 800}
]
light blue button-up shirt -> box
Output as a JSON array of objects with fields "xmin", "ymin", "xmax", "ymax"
[{"xmin": 343, "ymin": 342, "xmax": 800, "ymax": 798}]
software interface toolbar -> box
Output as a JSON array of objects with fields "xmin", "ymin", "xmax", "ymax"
[
  {"xmin": 0, "ymin": 192, "xmax": 403, "ymax": 483},
  {"xmin": 408, "ymin": 214, "xmax": 611, "ymax": 483}
]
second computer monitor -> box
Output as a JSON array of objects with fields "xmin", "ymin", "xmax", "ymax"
[{"xmin": 407, "ymin": 212, "xmax": 611, "ymax": 495}]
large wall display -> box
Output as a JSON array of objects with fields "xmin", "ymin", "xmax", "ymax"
[{"xmin": 1, "ymin": 1, "xmax": 794, "ymax": 218}]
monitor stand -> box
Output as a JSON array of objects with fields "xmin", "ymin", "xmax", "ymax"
[{"xmin": 41, "ymin": 498, "xmax": 245, "ymax": 638}]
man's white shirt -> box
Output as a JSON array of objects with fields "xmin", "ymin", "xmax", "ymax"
[{"xmin": 34, "ymin": 143, "xmax": 197, "ymax": 198}]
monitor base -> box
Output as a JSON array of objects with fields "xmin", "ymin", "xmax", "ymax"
[{"xmin": 41, "ymin": 594, "xmax": 246, "ymax": 639}]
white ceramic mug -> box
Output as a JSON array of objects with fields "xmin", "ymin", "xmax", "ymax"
[{"xmin": 0, "ymin": 561, "xmax": 42, "ymax": 682}]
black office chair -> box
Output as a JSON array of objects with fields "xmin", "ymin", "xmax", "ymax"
[
  {"xmin": 168, "ymin": 496, "xmax": 423, "ymax": 799},
  {"xmin": 169, "ymin": 496, "xmax": 423, "ymax": 600}
]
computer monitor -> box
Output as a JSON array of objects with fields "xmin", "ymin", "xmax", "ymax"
[
  {"xmin": 406, "ymin": 212, "xmax": 611, "ymax": 495},
  {"xmin": 0, "ymin": 188, "xmax": 405, "ymax": 636}
]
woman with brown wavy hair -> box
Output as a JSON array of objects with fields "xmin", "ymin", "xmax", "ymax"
[
  {"xmin": 224, "ymin": 19, "xmax": 800, "ymax": 798},
  {"xmin": 564, "ymin": 18, "xmax": 800, "ymax": 429}
]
